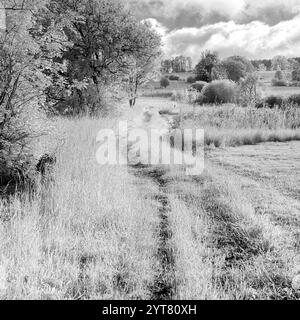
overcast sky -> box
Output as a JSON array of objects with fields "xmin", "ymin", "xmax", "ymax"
[{"xmin": 125, "ymin": 0, "xmax": 300, "ymax": 63}]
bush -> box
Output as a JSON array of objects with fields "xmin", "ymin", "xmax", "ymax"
[
  {"xmin": 160, "ymin": 77, "xmax": 170, "ymax": 88},
  {"xmin": 0, "ymin": 105, "xmax": 52, "ymax": 194},
  {"xmin": 187, "ymin": 76, "xmax": 197, "ymax": 84},
  {"xmin": 201, "ymin": 80, "xmax": 237, "ymax": 104},
  {"xmin": 191, "ymin": 81, "xmax": 207, "ymax": 92},
  {"xmin": 288, "ymin": 94, "xmax": 300, "ymax": 106},
  {"xmin": 292, "ymin": 69, "xmax": 300, "ymax": 81},
  {"xmin": 289, "ymin": 81, "xmax": 300, "ymax": 87},
  {"xmin": 169, "ymin": 75, "xmax": 180, "ymax": 81},
  {"xmin": 237, "ymin": 73, "xmax": 260, "ymax": 107},
  {"xmin": 274, "ymin": 70, "xmax": 284, "ymax": 80},
  {"xmin": 272, "ymin": 79, "xmax": 288, "ymax": 87},
  {"xmin": 257, "ymin": 96, "xmax": 285, "ymax": 109}
]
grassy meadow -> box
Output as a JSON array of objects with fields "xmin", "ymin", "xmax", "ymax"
[
  {"xmin": 0, "ymin": 118, "xmax": 160, "ymax": 299},
  {"xmin": 0, "ymin": 70, "xmax": 300, "ymax": 300}
]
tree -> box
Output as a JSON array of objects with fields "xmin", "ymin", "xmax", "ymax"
[
  {"xmin": 211, "ymin": 64, "xmax": 228, "ymax": 80},
  {"xmin": 125, "ymin": 21, "xmax": 162, "ymax": 107},
  {"xmin": 0, "ymin": 0, "xmax": 67, "ymax": 184},
  {"xmin": 292, "ymin": 68, "xmax": 300, "ymax": 81},
  {"xmin": 160, "ymin": 77, "xmax": 170, "ymax": 88},
  {"xmin": 221, "ymin": 59, "xmax": 247, "ymax": 82},
  {"xmin": 288, "ymin": 58, "xmax": 299, "ymax": 71},
  {"xmin": 227, "ymin": 56, "xmax": 254, "ymax": 73},
  {"xmin": 219, "ymin": 56, "xmax": 253, "ymax": 82},
  {"xmin": 47, "ymin": 0, "xmax": 160, "ymax": 113},
  {"xmin": 271, "ymin": 56, "xmax": 290, "ymax": 71},
  {"xmin": 238, "ymin": 73, "xmax": 260, "ymax": 107},
  {"xmin": 186, "ymin": 57, "xmax": 193, "ymax": 71},
  {"xmin": 258, "ymin": 64, "xmax": 267, "ymax": 72},
  {"xmin": 195, "ymin": 51, "xmax": 219, "ymax": 82},
  {"xmin": 161, "ymin": 59, "xmax": 173, "ymax": 73},
  {"xmin": 251, "ymin": 59, "xmax": 272, "ymax": 71}
]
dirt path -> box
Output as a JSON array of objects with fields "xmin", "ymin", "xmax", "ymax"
[{"xmin": 130, "ymin": 165, "xmax": 176, "ymax": 300}]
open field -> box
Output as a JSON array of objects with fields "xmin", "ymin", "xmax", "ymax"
[
  {"xmin": 257, "ymin": 71, "xmax": 276, "ymax": 85},
  {"xmin": 0, "ymin": 97, "xmax": 299, "ymax": 299},
  {"xmin": 2, "ymin": 0, "xmax": 300, "ymax": 303},
  {"xmin": 1, "ymin": 73, "xmax": 300, "ymax": 301},
  {"xmin": 141, "ymin": 70, "xmax": 300, "ymax": 100},
  {"xmin": 140, "ymin": 80, "xmax": 191, "ymax": 99},
  {"xmin": 262, "ymin": 86, "xmax": 300, "ymax": 97}
]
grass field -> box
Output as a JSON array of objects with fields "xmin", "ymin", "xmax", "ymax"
[
  {"xmin": 1, "ymin": 114, "xmax": 299, "ymax": 300},
  {"xmin": 0, "ymin": 118, "xmax": 160, "ymax": 299},
  {"xmin": 141, "ymin": 70, "xmax": 300, "ymax": 100},
  {"xmin": 262, "ymin": 86, "xmax": 300, "ymax": 97},
  {"xmin": 1, "ymin": 72, "xmax": 300, "ymax": 300}
]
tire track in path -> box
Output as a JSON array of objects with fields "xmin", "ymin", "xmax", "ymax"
[{"xmin": 130, "ymin": 165, "xmax": 176, "ymax": 300}]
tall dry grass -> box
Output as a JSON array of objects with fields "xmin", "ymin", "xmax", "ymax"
[
  {"xmin": 178, "ymin": 104, "xmax": 300, "ymax": 148},
  {"xmin": 184, "ymin": 105, "xmax": 300, "ymax": 130},
  {"xmin": 0, "ymin": 118, "xmax": 159, "ymax": 300}
]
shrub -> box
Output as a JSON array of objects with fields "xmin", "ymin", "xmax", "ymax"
[
  {"xmin": 191, "ymin": 81, "xmax": 207, "ymax": 92},
  {"xmin": 160, "ymin": 77, "xmax": 170, "ymax": 88},
  {"xmin": 187, "ymin": 76, "xmax": 196, "ymax": 84},
  {"xmin": 287, "ymin": 94, "xmax": 300, "ymax": 106},
  {"xmin": 237, "ymin": 73, "xmax": 260, "ymax": 107},
  {"xmin": 272, "ymin": 79, "xmax": 288, "ymax": 87},
  {"xmin": 201, "ymin": 80, "xmax": 237, "ymax": 104},
  {"xmin": 292, "ymin": 69, "xmax": 300, "ymax": 81},
  {"xmin": 0, "ymin": 105, "xmax": 52, "ymax": 194},
  {"xmin": 274, "ymin": 70, "xmax": 284, "ymax": 80},
  {"xmin": 262, "ymin": 96, "xmax": 285, "ymax": 109},
  {"xmin": 0, "ymin": 10, "xmax": 63, "ymax": 194},
  {"xmin": 169, "ymin": 75, "xmax": 180, "ymax": 81},
  {"xmin": 289, "ymin": 81, "xmax": 300, "ymax": 87}
]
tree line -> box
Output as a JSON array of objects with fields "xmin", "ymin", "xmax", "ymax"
[
  {"xmin": 161, "ymin": 56, "xmax": 193, "ymax": 73},
  {"xmin": 193, "ymin": 51, "xmax": 300, "ymax": 83}
]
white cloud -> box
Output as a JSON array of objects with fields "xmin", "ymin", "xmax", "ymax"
[
  {"xmin": 126, "ymin": 0, "xmax": 300, "ymax": 60},
  {"xmin": 127, "ymin": 0, "xmax": 300, "ymax": 28},
  {"xmin": 162, "ymin": 14, "xmax": 300, "ymax": 61}
]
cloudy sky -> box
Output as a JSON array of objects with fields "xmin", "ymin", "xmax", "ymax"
[{"xmin": 126, "ymin": 0, "xmax": 300, "ymax": 63}]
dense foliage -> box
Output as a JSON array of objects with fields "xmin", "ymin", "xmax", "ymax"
[
  {"xmin": 0, "ymin": 0, "xmax": 162, "ymax": 191},
  {"xmin": 201, "ymin": 80, "xmax": 237, "ymax": 104},
  {"xmin": 160, "ymin": 77, "xmax": 170, "ymax": 88},
  {"xmin": 195, "ymin": 51, "xmax": 219, "ymax": 82}
]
